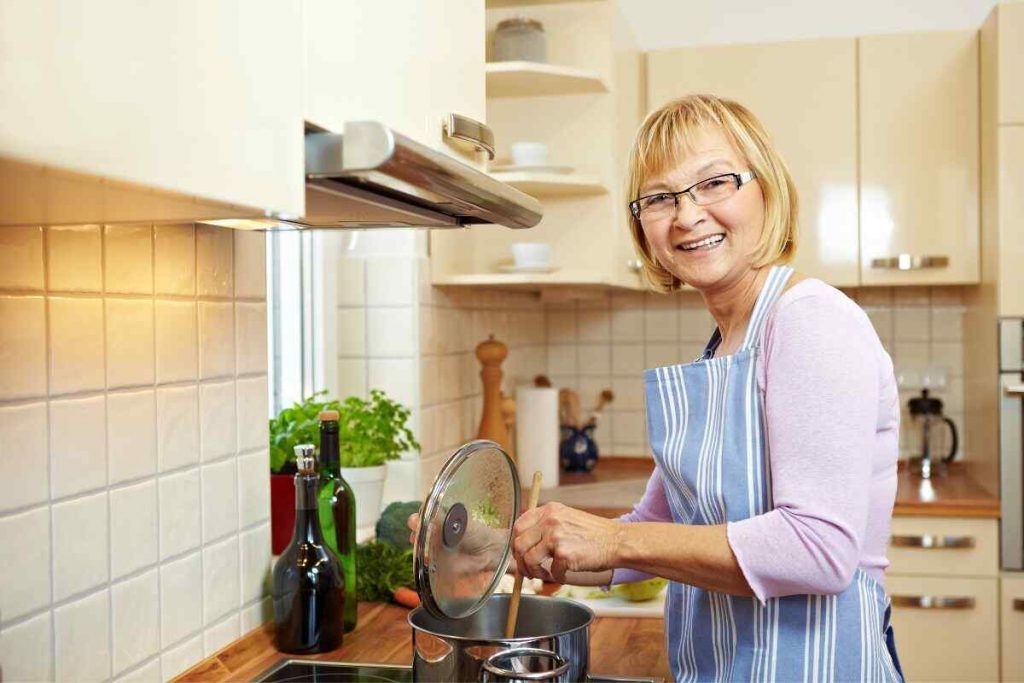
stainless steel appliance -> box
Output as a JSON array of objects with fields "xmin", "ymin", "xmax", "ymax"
[
  {"xmin": 291, "ymin": 120, "xmax": 543, "ymax": 230},
  {"xmin": 1001, "ymin": 319, "xmax": 1024, "ymax": 570}
]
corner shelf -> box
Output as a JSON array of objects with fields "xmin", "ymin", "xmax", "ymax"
[
  {"xmin": 432, "ymin": 270, "xmax": 610, "ymax": 288},
  {"xmin": 486, "ymin": 61, "xmax": 608, "ymax": 97},
  {"xmin": 489, "ymin": 171, "xmax": 607, "ymax": 197}
]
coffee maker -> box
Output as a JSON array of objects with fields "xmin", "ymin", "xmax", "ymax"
[{"xmin": 907, "ymin": 388, "xmax": 959, "ymax": 479}]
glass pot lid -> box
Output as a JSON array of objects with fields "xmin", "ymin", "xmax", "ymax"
[{"xmin": 414, "ymin": 440, "xmax": 521, "ymax": 619}]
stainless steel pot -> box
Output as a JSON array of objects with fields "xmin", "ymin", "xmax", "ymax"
[{"xmin": 409, "ymin": 594, "xmax": 592, "ymax": 682}]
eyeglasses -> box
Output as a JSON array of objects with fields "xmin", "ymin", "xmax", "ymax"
[{"xmin": 629, "ymin": 171, "xmax": 756, "ymax": 221}]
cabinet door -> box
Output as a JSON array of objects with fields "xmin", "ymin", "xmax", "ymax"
[
  {"xmin": 646, "ymin": 39, "xmax": 859, "ymax": 287},
  {"xmin": 1003, "ymin": 575, "xmax": 1024, "ymax": 682},
  {"xmin": 998, "ymin": 3, "xmax": 1024, "ymax": 125},
  {"xmin": 859, "ymin": 31, "xmax": 979, "ymax": 285},
  {"xmin": 304, "ymin": 0, "xmax": 485, "ymax": 162},
  {"xmin": 0, "ymin": 0, "xmax": 304, "ymax": 218},
  {"xmin": 999, "ymin": 126, "xmax": 1024, "ymax": 317},
  {"xmin": 885, "ymin": 575, "xmax": 998, "ymax": 682}
]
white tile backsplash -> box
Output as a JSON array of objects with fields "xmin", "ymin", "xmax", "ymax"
[
  {"xmin": 196, "ymin": 226, "xmax": 233, "ymax": 298},
  {"xmin": 155, "ymin": 300, "xmax": 198, "ymax": 383},
  {"xmin": 106, "ymin": 389, "xmax": 157, "ymax": 485},
  {"xmin": 159, "ymin": 552, "xmax": 202, "ymax": 648},
  {"xmin": 109, "ymin": 480, "xmax": 158, "ymax": 580},
  {"xmin": 0, "ymin": 506, "xmax": 51, "ymax": 620},
  {"xmin": 367, "ymin": 307, "xmax": 416, "ymax": 357},
  {"xmin": 55, "ymin": 590, "xmax": 110, "ymax": 683},
  {"xmin": 202, "ymin": 536, "xmax": 240, "ymax": 625},
  {"xmin": 159, "ymin": 469, "xmax": 201, "ymax": 560},
  {"xmin": 198, "ymin": 301, "xmax": 235, "ymax": 379},
  {"xmin": 111, "ymin": 569, "xmax": 160, "ymax": 675},
  {"xmin": 611, "ymin": 307, "xmax": 644, "ymax": 343},
  {"xmin": 156, "ymin": 385, "xmax": 200, "ymax": 472},
  {"xmin": 160, "ymin": 634, "xmax": 203, "ymax": 681},
  {"xmin": 201, "ymin": 459, "xmax": 238, "ymax": 542},
  {"xmin": 0, "ymin": 225, "xmax": 44, "ymax": 291},
  {"xmin": 154, "ymin": 224, "xmax": 196, "ymax": 296},
  {"xmin": 52, "ymin": 491, "xmax": 109, "ymax": 601},
  {"xmin": 239, "ymin": 523, "xmax": 272, "ymax": 603},
  {"xmin": 48, "ymin": 224, "xmax": 102, "ymax": 292},
  {"xmin": 200, "ymin": 380, "xmax": 237, "ymax": 461},
  {"xmin": 203, "ymin": 613, "xmax": 240, "ymax": 657},
  {"xmin": 233, "ymin": 231, "xmax": 266, "ymax": 300},
  {"xmin": 114, "ymin": 658, "xmax": 161, "ymax": 683},
  {"xmin": 50, "ymin": 394, "xmax": 107, "ymax": 498},
  {"xmin": 238, "ymin": 450, "xmax": 271, "ymax": 528},
  {"xmin": 104, "ymin": 225, "xmax": 153, "ymax": 295},
  {"xmin": 367, "ymin": 256, "xmax": 415, "ymax": 306},
  {"xmin": 0, "ymin": 611, "xmax": 52, "ymax": 682},
  {"xmin": 236, "ymin": 375, "xmax": 269, "ymax": 453},
  {"xmin": 0, "ymin": 295, "xmax": 47, "ymax": 400},
  {"xmin": 368, "ymin": 357, "xmax": 417, "ymax": 409},
  {"xmin": 0, "ymin": 401, "xmax": 48, "ymax": 512},
  {"xmin": 337, "ymin": 307, "xmax": 367, "ymax": 357},
  {"xmin": 48, "ymin": 296, "xmax": 105, "ymax": 395},
  {"xmin": 236, "ymin": 302, "xmax": 268, "ymax": 375}
]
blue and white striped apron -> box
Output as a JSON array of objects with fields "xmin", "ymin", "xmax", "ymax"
[{"xmin": 644, "ymin": 265, "xmax": 903, "ymax": 682}]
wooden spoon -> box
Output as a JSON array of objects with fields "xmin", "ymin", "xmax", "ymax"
[{"xmin": 505, "ymin": 471, "xmax": 543, "ymax": 639}]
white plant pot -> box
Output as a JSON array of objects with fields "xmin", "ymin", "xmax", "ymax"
[{"xmin": 340, "ymin": 464, "xmax": 387, "ymax": 542}]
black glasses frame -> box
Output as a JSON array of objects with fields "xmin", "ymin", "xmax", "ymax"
[{"xmin": 629, "ymin": 170, "xmax": 757, "ymax": 219}]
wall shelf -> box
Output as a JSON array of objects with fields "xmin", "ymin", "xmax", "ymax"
[
  {"xmin": 489, "ymin": 171, "xmax": 607, "ymax": 197},
  {"xmin": 486, "ymin": 61, "xmax": 608, "ymax": 97}
]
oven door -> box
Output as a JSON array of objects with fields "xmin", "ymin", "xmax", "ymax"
[{"xmin": 1002, "ymin": 319, "xmax": 1024, "ymax": 570}]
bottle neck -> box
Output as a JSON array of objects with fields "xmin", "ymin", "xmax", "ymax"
[
  {"xmin": 293, "ymin": 472, "xmax": 325, "ymax": 544},
  {"xmin": 320, "ymin": 422, "xmax": 340, "ymax": 477}
]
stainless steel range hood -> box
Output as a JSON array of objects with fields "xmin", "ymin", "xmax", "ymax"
[{"xmin": 276, "ymin": 121, "xmax": 542, "ymax": 230}]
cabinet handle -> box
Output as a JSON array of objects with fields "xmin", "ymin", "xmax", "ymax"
[
  {"xmin": 870, "ymin": 255, "xmax": 949, "ymax": 270},
  {"xmin": 626, "ymin": 259, "xmax": 643, "ymax": 273},
  {"xmin": 890, "ymin": 534, "xmax": 975, "ymax": 549},
  {"xmin": 891, "ymin": 595, "xmax": 975, "ymax": 610},
  {"xmin": 1014, "ymin": 599, "xmax": 1024, "ymax": 612},
  {"xmin": 1005, "ymin": 384, "xmax": 1024, "ymax": 396},
  {"xmin": 443, "ymin": 113, "xmax": 495, "ymax": 160}
]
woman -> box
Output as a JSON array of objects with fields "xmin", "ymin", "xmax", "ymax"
[{"xmin": 511, "ymin": 95, "xmax": 903, "ymax": 681}]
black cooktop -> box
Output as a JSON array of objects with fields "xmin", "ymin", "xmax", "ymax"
[{"xmin": 254, "ymin": 659, "xmax": 658, "ymax": 682}]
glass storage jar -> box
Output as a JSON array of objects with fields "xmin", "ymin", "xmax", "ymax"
[{"xmin": 493, "ymin": 17, "xmax": 546, "ymax": 63}]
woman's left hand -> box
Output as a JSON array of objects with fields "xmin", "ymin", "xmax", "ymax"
[{"xmin": 511, "ymin": 502, "xmax": 621, "ymax": 583}]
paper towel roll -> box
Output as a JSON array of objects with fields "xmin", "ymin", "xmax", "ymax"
[{"xmin": 514, "ymin": 386, "xmax": 560, "ymax": 488}]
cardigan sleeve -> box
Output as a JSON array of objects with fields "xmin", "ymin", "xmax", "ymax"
[{"xmin": 726, "ymin": 289, "xmax": 881, "ymax": 602}]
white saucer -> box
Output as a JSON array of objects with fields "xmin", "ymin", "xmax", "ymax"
[
  {"xmin": 498, "ymin": 263, "xmax": 560, "ymax": 274},
  {"xmin": 490, "ymin": 164, "xmax": 574, "ymax": 175}
]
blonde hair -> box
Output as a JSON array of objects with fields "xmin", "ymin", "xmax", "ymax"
[{"xmin": 626, "ymin": 94, "xmax": 798, "ymax": 292}]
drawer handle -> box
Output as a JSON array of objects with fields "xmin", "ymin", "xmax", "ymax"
[
  {"xmin": 1015, "ymin": 599, "xmax": 1024, "ymax": 612},
  {"xmin": 870, "ymin": 255, "xmax": 949, "ymax": 270},
  {"xmin": 626, "ymin": 259, "xmax": 643, "ymax": 274},
  {"xmin": 891, "ymin": 595, "xmax": 975, "ymax": 610},
  {"xmin": 890, "ymin": 534, "xmax": 975, "ymax": 549},
  {"xmin": 443, "ymin": 113, "xmax": 495, "ymax": 160},
  {"xmin": 1005, "ymin": 384, "xmax": 1024, "ymax": 396}
]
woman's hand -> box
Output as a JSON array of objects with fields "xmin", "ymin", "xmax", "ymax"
[{"xmin": 512, "ymin": 502, "xmax": 621, "ymax": 583}]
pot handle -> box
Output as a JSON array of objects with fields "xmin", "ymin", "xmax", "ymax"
[{"xmin": 480, "ymin": 647, "xmax": 570, "ymax": 682}]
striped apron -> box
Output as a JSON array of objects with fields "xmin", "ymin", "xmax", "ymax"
[{"xmin": 644, "ymin": 265, "xmax": 903, "ymax": 682}]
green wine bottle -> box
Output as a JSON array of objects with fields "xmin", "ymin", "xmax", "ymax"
[{"xmin": 318, "ymin": 410, "xmax": 358, "ymax": 632}]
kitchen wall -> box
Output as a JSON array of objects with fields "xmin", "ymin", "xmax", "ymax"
[
  {"xmin": 543, "ymin": 285, "xmax": 967, "ymax": 461},
  {"xmin": 0, "ymin": 225, "xmax": 271, "ymax": 682}
]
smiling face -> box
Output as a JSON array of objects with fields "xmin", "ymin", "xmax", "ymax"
[{"xmin": 637, "ymin": 125, "xmax": 765, "ymax": 295}]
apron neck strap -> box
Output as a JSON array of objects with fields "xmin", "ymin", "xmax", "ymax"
[{"xmin": 739, "ymin": 265, "xmax": 794, "ymax": 350}]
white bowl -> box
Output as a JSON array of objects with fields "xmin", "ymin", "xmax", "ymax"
[
  {"xmin": 511, "ymin": 241, "xmax": 552, "ymax": 269},
  {"xmin": 510, "ymin": 141, "xmax": 549, "ymax": 167}
]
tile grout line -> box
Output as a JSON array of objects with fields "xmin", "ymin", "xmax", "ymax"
[
  {"xmin": 43, "ymin": 224, "xmax": 57, "ymax": 682},
  {"xmin": 102, "ymin": 223, "xmax": 114, "ymax": 683}
]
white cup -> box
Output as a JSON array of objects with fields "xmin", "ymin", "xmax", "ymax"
[
  {"xmin": 511, "ymin": 242, "xmax": 552, "ymax": 268},
  {"xmin": 510, "ymin": 141, "xmax": 548, "ymax": 167}
]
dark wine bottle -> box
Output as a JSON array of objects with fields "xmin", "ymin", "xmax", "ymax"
[
  {"xmin": 318, "ymin": 410, "xmax": 358, "ymax": 633},
  {"xmin": 271, "ymin": 444, "xmax": 344, "ymax": 653}
]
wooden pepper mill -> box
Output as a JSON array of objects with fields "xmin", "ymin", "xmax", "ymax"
[{"xmin": 475, "ymin": 334, "xmax": 513, "ymax": 460}]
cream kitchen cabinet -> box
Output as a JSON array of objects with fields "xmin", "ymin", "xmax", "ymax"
[
  {"xmin": 303, "ymin": 0, "xmax": 486, "ymax": 164},
  {"xmin": 646, "ymin": 38, "xmax": 860, "ymax": 288},
  {"xmin": 885, "ymin": 516, "xmax": 1000, "ymax": 682},
  {"xmin": 0, "ymin": 0, "xmax": 305, "ymax": 222},
  {"xmin": 859, "ymin": 31, "xmax": 980, "ymax": 286},
  {"xmin": 1003, "ymin": 574, "xmax": 1024, "ymax": 682}
]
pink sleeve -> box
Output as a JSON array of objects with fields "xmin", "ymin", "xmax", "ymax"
[
  {"xmin": 612, "ymin": 466, "xmax": 672, "ymax": 585},
  {"xmin": 726, "ymin": 291, "xmax": 878, "ymax": 602}
]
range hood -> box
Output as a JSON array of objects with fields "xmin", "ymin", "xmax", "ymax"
[{"xmin": 276, "ymin": 121, "xmax": 542, "ymax": 230}]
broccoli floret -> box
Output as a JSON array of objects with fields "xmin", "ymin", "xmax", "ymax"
[{"xmin": 375, "ymin": 500, "xmax": 422, "ymax": 550}]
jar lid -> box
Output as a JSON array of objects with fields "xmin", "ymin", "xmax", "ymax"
[
  {"xmin": 496, "ymin": 16, "xmax": 544, "ymax": 32},
  {"xmin": 414, "ymin": 440, "xmax": 521, "ymax": 619}
]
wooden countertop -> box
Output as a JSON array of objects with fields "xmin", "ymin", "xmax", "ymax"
[{"xmin": 173, "ymin": 601, "xmax": 670, "ymax": 682}]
